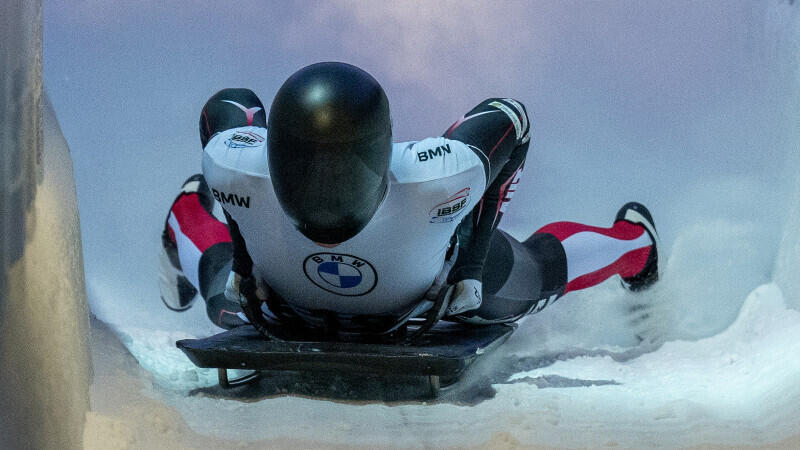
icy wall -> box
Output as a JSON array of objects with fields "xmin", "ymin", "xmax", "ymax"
[{"xmin": 1, "ymin": 2, "xmax": 91, "ymax": 447}]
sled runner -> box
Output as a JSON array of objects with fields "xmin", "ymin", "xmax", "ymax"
[{"xmin": 176, "ymin": 320, "xmax": 516, "ymax": 396}]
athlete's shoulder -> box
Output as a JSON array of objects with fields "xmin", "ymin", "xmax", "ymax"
[
  {"xmin": 202, "ymin": 126, "xmax": 269, "ymax": 177},
  {"xmin": 390, "ymin": 137, "xmax": 485, "ymax": 184}
]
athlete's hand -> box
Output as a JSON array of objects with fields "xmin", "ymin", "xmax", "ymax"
[
  {"xmin": 444, "ymin": 279, "xmax": 483, "ymax": 316},
  {"xmin": 224, "ymin": 271, "xmax": 243, "ymax": 303},
  {"xmin": 224, "ymin": 271, "xmax": 268, "ymax": 304}
]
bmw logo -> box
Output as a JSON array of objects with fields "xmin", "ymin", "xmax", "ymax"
[{"xmin": 303, "ymin": 253, "xmax": 377, "ymax": 296}]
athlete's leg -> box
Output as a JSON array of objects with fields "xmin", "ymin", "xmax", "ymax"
[
  {"xmin": 159, "ymin": 88, "xmax": 266, "ymax": 328},
  {"xmin": 160, "ymin": 174, "xmax": 247, "ymax": 329},
  {"xmin": 453, "ymin": 203, "xmax": 658, "ymax": 324},
  {"xmin": 537, "ymin": 212, "xmax": 655, "ymax": 296}
]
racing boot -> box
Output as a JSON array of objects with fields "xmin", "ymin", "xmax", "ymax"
[
  {"xmin": 615, "ymin": 202, "xmax": 660, "ymax": 291},
  {"xmin": 159, "ymin": 174, "xmax": 215, "ymax": 311}
]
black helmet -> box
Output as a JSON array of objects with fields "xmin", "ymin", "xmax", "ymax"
[
  {"xmin": 200, "ymin": 88, "xmax": 267, "ymax": 148},
  {"xmin": 268, "ymin": 62, "xmax": 392, "ymax": 244}
]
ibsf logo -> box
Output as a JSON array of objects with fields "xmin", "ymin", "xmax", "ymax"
[
  {"xmin": 429, "ymin": 187, "xmax": 470, "ymax": 223},
  {"xmin": 303, "ymin": 253, "xmax": 378, "ymax": 296},
  {"xmin": 225, "ymin": 131, "xmax": 264, "ymax": 148}
]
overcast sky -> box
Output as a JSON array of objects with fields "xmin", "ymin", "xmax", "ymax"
[{"xmin": 42, "ymin": 1, "xmax": 797, "ymax": 329}]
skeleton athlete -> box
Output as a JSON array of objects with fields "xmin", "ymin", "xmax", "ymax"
[{"xmin": 159, "ymin": 62, "xmax": 659, "ymax": 338}]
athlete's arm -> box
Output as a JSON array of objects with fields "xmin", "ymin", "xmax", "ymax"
[
  {"xmin": 223, "ymin": 209, "xmax": 254, "ymax": 278},
  {"xmin": 221, "ymin": 209, "xmax": 273, "ymax": 324},
  {"xmin": 445, "ymin": 98, "xmax": 531, "ymax": 284}
]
